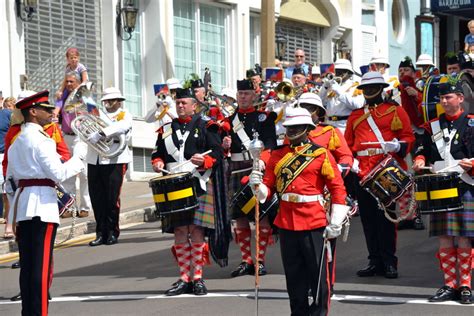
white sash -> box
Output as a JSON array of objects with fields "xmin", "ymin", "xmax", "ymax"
[
  {"xmin": 232, "ymin": 115, "xmax": 251, "ymax": 151},
  {"xmin": 364, "ymin": 107, "xmax": 387, "ymax": 153},
  {"xmin": 163, "ymin": 124, "xmax": 179, "ymax": 162}
]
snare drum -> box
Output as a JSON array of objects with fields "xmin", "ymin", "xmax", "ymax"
[
  {"xmin": 231, "ymin": 182, "xmax": 279, "ymax": 223},
  {"xmin": 414, "ymin": 172, "xmax": 463, "ymax": 214},
  {"xmin": 149, "ymin": 172, "xmax": 199, "ymax": 232},
  {"xmin": 56, "ymin": 184, "xmax": 75, "ymax": 217},
  {"xmin": 360, "ymin": 155, "xmax": 412, "ymax": 207}
]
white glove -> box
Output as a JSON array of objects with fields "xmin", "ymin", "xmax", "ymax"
[
  {"xmin": 324, "ymin": 204, "xmax": 350, "ymax": 239},
  {"xmin": 73, "ymin": 142, "xmax": 88, "ymax": 160},
  {"xmin": 382, "ymin": 138, "xmax": 401, "ymax": 153},
  {"xmin": 87, "ymin": 131, "xmax": 104, "ymax": 144},
  {"xmin": 248, "ymin": 171, "xmax": 269, "ymax": 203},
  {"xmin": 258, "ymin": 159, "xmax": 265, "ymax": 172}
]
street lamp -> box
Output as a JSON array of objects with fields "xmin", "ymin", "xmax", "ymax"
[
  {"xmin": 16, "ymin": 0, "xmax": 37, "ymax": 22},
  {"xmin": 275, "ymin": 32, "xmax": 287, "ymax": 61},
  {"xmin": 116, "ymin": 0, "xmax": 139, "ymax": 41}
]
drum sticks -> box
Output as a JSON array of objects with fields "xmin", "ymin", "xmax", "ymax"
[{"xmin": 169, "ymin": 150, "xmax": 212, "ymax": 172}]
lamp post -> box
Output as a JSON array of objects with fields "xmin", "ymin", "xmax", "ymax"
[
  {"xmin": 16, "ymin": 0, "xmax": 37, "ymax": 22},
  {"xmin": 116, "ymin": 0, "xmax": 139, "ymax": 41},
  {"xmin": 275, "ymin": 32, "xmax": 287, "ymax": 61}
]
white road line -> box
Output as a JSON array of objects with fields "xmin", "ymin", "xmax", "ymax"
[{"xmin": 0, "ymin": 292, "xmax": 471, "ymax": 307}]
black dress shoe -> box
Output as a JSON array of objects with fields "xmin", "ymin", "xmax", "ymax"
[
  {"xmin": 105, "ymin": 235, "xmax": 118, "ymax": 245},
  {"xmin": 165, "ymin": 279, "xmax": 192, "ymax": 296},
  {"xmin": 231, "ymin": 262, "xmax": 255, "ymax": 278},
  {"xmin": 11, "ymin": 261, "xmax": 20, "ymax": 269},
  {"xmin": 356, "ymin": 264, "xmax": 384, "ymax": 277},
  {"xmin": 257, "ymin": 261, "xmax": 267, "ymax": 276},
  {"xmin": 10, "ymin": 293, "xmax": 21, "ymax": 301},
  {"xmin": 89, "ymin": 236, "xmax": 104, "ymax": 247},
  {"xmin": 384, "ymin": 265, "xmax": 398, "ymax": 279},
  {"xmin": 428, "ymin": 286, "xmax": 457, "ymax": 302},
  {"xmin": 413, "ymin": 217, "xmax": 425, "ymax": 230},
  {"xmin": 458, "ymin": 286, "xmax": 472, "ymax": 304},
  {"xmin": 193, "ymin": 279, "xmax": 208, "ymax": 296}
]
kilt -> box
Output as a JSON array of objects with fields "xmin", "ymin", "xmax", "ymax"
[
  {"xmin": 161, "ymin": 180, "xmax": 215, "ymax": 233},
  {"xmin": 429, "ymin": 186, "xmax": 474, "ymax": 237}
]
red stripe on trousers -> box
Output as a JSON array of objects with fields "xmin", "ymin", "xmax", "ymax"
[{"xmin": 41, "ymin": 223, "xmax": 54, "ymax": 316}]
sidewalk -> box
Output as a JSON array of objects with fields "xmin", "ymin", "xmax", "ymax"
[{"xmin": 0, "ymin": 180, "xmax": 156, "ymax": 256}]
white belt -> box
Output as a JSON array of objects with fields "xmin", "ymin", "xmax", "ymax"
[
  {"xmin": 356, "ymin": 148, "xmax": 384, "ymax": 157},
  {"xmin": 231, "ymin": 152, "xmax": 252, "ymax": 162},
  {"xmin": 281, "ymin": 193, "xmax": 324, "ymax": 203}
]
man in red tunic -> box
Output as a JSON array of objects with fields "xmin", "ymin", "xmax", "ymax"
[
  {"xmin": 345, "ymin": 72, "xmax": 415, "ymax": 279},
  {"xmin": 250, "ymin": 107, "xmax": 349, "ymax": 315}
]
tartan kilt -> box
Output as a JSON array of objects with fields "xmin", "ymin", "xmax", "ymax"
[
  {"xmin": 429, "ymin": 186, "xmax": 474, "ymax": 237},
  {"xmin": 161, "ymin": 179, "xmax": 215, "ymax": 233},
  {"xmin": 227, "ymin": 160, "xmax": 253, "ymax": 220}
]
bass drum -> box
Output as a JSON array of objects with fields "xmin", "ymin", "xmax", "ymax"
[
  {"xmin": 422, "ymin": 72, "xmax": 474, "ymax": 122},
  {"xmin": 459, "ymin": 71, "xmax": 474, "ymax": 114}
]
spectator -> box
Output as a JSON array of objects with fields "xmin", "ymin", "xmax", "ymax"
[
  {"xmin": 464, "ymin": 20, "xmax": 474, "ymax": 52},
  {"xmin": 55, "ymin": 47, "xmax": 89, "ymax": 100},
  {"xmin": 0, "ymin": 97, "xmax": 13, "ymax": 232},
  {"xmin": 445, "ymin": 53, "xmax": 461, "ymax": 75},
  {"xmin": 55, "ymin": 71, "xmax": 92, "ymax": 218},
  {"xmin": 285, "ymin": 48, "xmax": 309, "ymax": 78}
]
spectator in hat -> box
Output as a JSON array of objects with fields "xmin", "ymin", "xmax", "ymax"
[
  {"xmin": 285, "ymin": 48, "xmax": 310, "ymax": 79},
  {"xmin": 86, "ymin": 87, "xmax": 132, "ymax": 247}
]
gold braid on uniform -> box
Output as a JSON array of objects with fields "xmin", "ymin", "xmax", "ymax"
[
  {"xmin": 43, "ymin": 123, "xmax": 61, "ymax": 143},
  {"xmin": 353, "ymin": 105, "xmax": 402, "ymax": 131},
  {"xmin": 274, "ymin": 144, "xmax": 335, "ymax": 180},
  {"xmin": 311, "ymin": 126, "xmax": 341, "ymax": 151}
]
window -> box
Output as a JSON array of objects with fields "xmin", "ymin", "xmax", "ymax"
[
  {"xmin": 173, "ymin": 0, "xmax": 227, "ymax": 92},
  {"xmin": 276, "ymin": 20, "xmax": 323, "ymax": 65},
  {"xmin": 133, "ymin": 147, "xmax": 155, "ymax": 173},
  {"xmin": 392, "ymin": 0, "xmax": 408, "ymax": 43},
  {"xmin": 250, "ymin": 16, "xmax": 260, "ymax": 67},
  {"xmin": 362, "ymin": 0, "xmax": 376, "ymax": 26},
  {"xmin": 122, "ymin": 16, "xmax": 142, "ymax": 117},
  {"xmin": 24, "ymin": 1, "xmax": 102, "ymax": 99}
]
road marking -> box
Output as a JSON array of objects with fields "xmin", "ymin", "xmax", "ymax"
[{"xmin": 0, "ymin": 292, "xmax": 471, "ymax": 307}]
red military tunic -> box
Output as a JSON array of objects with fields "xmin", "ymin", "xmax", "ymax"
[
  {"xmin": 262, "ymin": 143, "xmax": 347, "ymax": 231},
  {"xmin": 344, "ymin": 102, "xmax": 415, "ymax": 178},
  {"xmin": 308, "ymin": 124, "xmax": 354, "ymax": 169}
]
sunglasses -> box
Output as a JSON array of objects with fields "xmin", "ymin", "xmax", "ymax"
[{"xmin": 295, "ymin": 55, "xmax": 305, "ymax": 58}]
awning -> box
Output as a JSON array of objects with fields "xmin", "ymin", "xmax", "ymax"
[
  {"xmin": 279, "ymin": 0, "xmax": 331, "ymax": 27},
  {"xmin": 431, "ymin": 1, "xmax": 474, "ymax": 19}
]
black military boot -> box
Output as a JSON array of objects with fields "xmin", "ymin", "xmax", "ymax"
[
  {"xmin": 428, "ymin": 286, "xmax": 457, "ymax": 302},
  {"xmin": 165, "ymin": 279, "xmax": 193, "ymax": 296},
  {"xmin": 231, "ymin": 262, "xmax": 255, "ymax": 278},
  {"xmin": 89, "ymin": 233, "xmax": 104, "ymax": 247}
]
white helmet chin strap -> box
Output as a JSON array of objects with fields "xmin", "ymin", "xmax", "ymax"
[{"xmin": 286, "ymin": 127, "xmax": 307, "ymax": 141}]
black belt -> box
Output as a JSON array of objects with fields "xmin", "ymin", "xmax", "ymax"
[
  {"xmin": 329, "ymin": 115, "xmax": 349, "ymax": 121},
  {"xmin": 64, "ymin": 132, "xmax": 75, "ymax": 136}
]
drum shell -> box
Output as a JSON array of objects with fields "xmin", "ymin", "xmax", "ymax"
[
  {"xmin": 360, "ymin": 156, "xmax": 412, "ymax": 207},
  {"xmin": 231, "ymin": 183, "xmax": 279, "ymax": 223},
  {"xmin": 149, "ymin": 172, "xmax": 199, "ymax": 215},
  {"xmin": 414, "ymin": 172, "xmax": 463, "ymax": 214}
]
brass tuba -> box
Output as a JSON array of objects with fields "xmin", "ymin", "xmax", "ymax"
[{"xmin": 65, "ymin": 82, "xmax": 126, "ymax": 159}]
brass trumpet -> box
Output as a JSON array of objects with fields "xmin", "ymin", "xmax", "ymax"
[{"xmin": 275, "ymin": 81, "xmax": 297, "ymax": 102}]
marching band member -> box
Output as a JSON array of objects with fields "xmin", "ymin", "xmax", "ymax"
[
  {"xmin": 369, "ymin": 54, "xmax": 401, "ymax": 105},
  {"xmin": 345, "ymin": 72, "xmax": 415, "ymax": 279},
  {"xmin": 249, "ymin": 106, "xmax": 349, "ymax": 315},
  {"xmin": 6, "ymin": 90, "xmax": 86, "ymax": 315},
  {"xmin": 397, "ymin": 57, "xmax": 425, "ymax": 230},
  {"xmin": 151, "ymin": 87, "xmax": 223, "ymax": 296},
  {"xmin": 87, "ymin": 87, "xmax": 132, "ymax": 246},
  {"xmin": 298, "ymin": 92, "xmax": 354, "ymax": 294},
  {"xmin": 291, "ymin": 67, "xmax": 307, "ymax": 89},
  {"xmin": 319, "ymin": 58, "xmax": 364, "ymax": 134},
  {"xmin": 412, "ymin": 79, "xmax": 473, "ymax": 304},
  {"xmin": 223, "ymin": 79, "xmax": 277, "ymax": 278},
  {"xmin": 415, "ymin": 54, "xmax": 436, "ymax": 92},
  {"xmin": 246, "ymin": 68, "xmax": 262, "ymax": 95}
]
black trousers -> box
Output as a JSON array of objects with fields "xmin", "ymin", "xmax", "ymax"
[
  {"xmin": 88, "ymin": 163, "xmax": 127, "ymax": 239},
  {"xmin": 18, "ymin": 217, "xmax": 57, "ymax": 316},
  {"xmin": 356, "ymin": 182, "xmax": 397, "ymax": 267},
  {"xmin": 280, "ymin": 228, "xmax": 330, "ymax": 316}
]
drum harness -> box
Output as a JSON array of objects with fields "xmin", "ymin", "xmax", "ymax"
[{"xmin": 360, "ymin": 108, "xmax": 416, "ymax": 223}]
